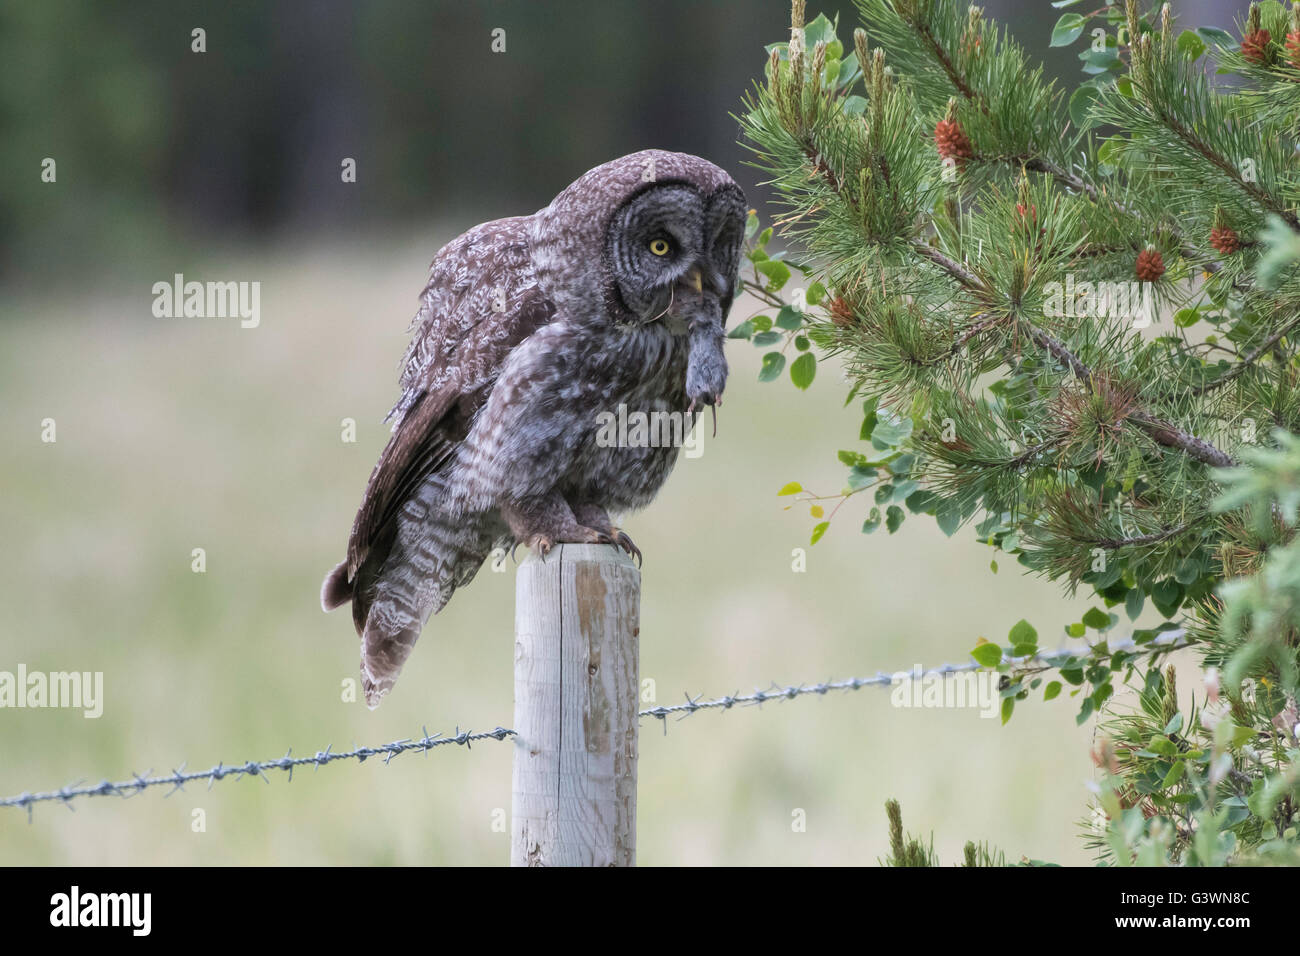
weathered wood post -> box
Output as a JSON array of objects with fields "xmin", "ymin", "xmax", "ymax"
[{"xmin": 511, "ymin": 543, "xmax": 641, "ymax": 866}]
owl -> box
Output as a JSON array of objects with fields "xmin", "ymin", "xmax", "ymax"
[{"xmin": 322, "ymin": 150, "xmax": 746, "ymax": 708}]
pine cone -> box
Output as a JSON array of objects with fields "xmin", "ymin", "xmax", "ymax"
[
  {"xmin": 1015, "ymin": 202, "xmax": 1039, "ymax": 226},
  {"xmin": 1242, "ymin": 28, "xmax": 1272, "ymax": 65},
  {"xmin": 1287, "ymin": 30, "xmax": 1300, "ymax": 68},
  {"xmin": 828, "ymin": 296, "xmax": 855, "ymax": 327},
  {"xmin": 934, "ymin": 118, "xmax": 973, "ymax": 163},
  {"xmin": 1210, "ymin": 225, "xmax": 1240, "ymax": 255},
  {"xmin": 1135, "ymin": 248, "xmax": 1165, "ymax": 282}
]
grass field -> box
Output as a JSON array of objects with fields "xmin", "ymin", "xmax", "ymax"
[{"xmin": 0, "ymin": 231, "xmax": 1194, "ymax": 865}]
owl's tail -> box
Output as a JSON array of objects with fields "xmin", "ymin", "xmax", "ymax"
[
  {"xmin": 321, "ymin": 556, "xmax": 425, "ymax": 710},
  {"xmin": 321, "ymin": 510, "xmax": 500, "ymax": 709}
]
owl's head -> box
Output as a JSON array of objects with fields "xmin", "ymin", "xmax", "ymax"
[
  {"xmin": 530, "ymin": 150, "xmax": 746, "ymax": 332},
  {"xmin": 604, "ymin": 180, "xmax": 747, "ymax": 329}
]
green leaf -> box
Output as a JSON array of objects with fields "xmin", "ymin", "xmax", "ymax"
[
  {"xmin": 758, "ymin": 352, "xmax": 786, "ymax": 383},
  {"xmin": 1082, "ymin": 607, "xmax": 1111, "ymax": 630},
  {"xmin": 1069, "ymin": 84, "xmax": 1100, "ymax": 128},
  {"xmin": 1151, "ymin": 578, "xmax": 1183, "ymax": 618},
  {"xmin": 846, "ymin": 466, "xmax": 875, "ymax": 490},
  {"xmin": 890, "ymin": 479, "xmax": 919, "ymax": 502},
  {"xmin": 756, "ymin": 259, "xmax": 791, "ymax": 291},
  {"xmin": 1145, "ymin": 735, "xmax": 1178, "ymax": 756},
  {"xmin": 810, "ymin": 521, "xmax": 829, "ymax": 545},
  {"xmin": 1008, "ymin": 619, "xmax": 1038, "ymax": 647},
  {"xmin": 1051, "ymin": 0, "xmax": 1084, "ymax": 6},
  {"xmin": 806, "ymin": 281, "xmax": 826, "ymax": 306},
  {"xmin": 1176, "ymin": 29, "xmax": 1206, "ymax": 60},
  {"xmin": 885, "ymin": 505, "xmax": 904, "ymax": 533},
  {"xmin": 861, "ymin": 507, "xmax": 881, "ymax": 534},
  {"xmin": 905, "ymin": 489, "xmax": 937, "ymax": 513},
  {"xmin": 1163, "ymin": 713, "xmax": 1184, "ymax": 735},
  {"xmin": 1044, "ymin": 681, "xmax": 1062, "ymax": 701},
  {"xmin": 1067, "ymin": 622, "xmax": 1087, "ymax": 638},
  {"xmin": 775, "ymin": 305, "xmax": 803, "ymax": 330},
  {"xmin": 777, "ymin": 481, "xmax": 802, "ymax": 496},
  {"xmin": 1079, "ymin": 47, "xmax": 1122, "ymax": 74},
  {"xmin": 1051, "ymin": 13, "xmax": 1087, "ymax": 46},
  {"xmin": 888, "ymin": 454, "xmax": 914, "ymax": 476},
  {"xmin": 790, "ymin": 352, "xmax": 816, "ymax": 390},
  {"xmin": 727, "ymin": 318, "xmax": 755, "ymax": 339},
  {"xmin": 936, "ymin": 499, "xmax": 962, "ymax": 537},
  {"xmin": 837, "ymin": 450, "xmax": 869, "ymax": 468},
  {"xmin": 750, "ymin": 315, "xmax": 773, "ymax": 333},
  {"xmin": 803, "ymin": 12, "xmax": 837, "ymax": 48},
  {"xmin": 1125, "ymin": 588, "xmax": 1144, "ymax": 621},
  {"xmin": 1001, "ymin": 697, "xmax": 1014, "ymax": 725},
  {"xmin": 971, "ymin": 642, "xmax": 1003, "ymax": 667},
  {"xmin": 1174, "ymin": 556, "xmax": 1202, "ymax": 586},
  {"xmin": 842, "ymin": 95, "xmax": 868, "ymax": 115},
  {"xmin": 1162, "ymin": 761, "xmax": 1186, "ymax": 788},
  {"xmin": 870, "ymin": 415, "xmax": 913, "ymax": 451},
  {"xmin": 1097, "ymin": 136, "xmax": 1125, "ymax": 165},
  {"xmin": 1195, "ymin": 26, "xmax": 1234, "ymax": 48},
  {"xmin": 859, "ymin": 397, "xmax": 878, "ymax": 441}
]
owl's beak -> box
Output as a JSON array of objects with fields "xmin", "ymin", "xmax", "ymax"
[{"xmin": 686, "ymin": 267, "xmax": 703, "ymax": 293}]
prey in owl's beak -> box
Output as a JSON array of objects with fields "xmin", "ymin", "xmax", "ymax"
[{"xmin": 668, "ymin": 263, "xmax": 729, "ymax": 435}]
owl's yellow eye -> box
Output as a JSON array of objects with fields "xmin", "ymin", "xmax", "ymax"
[{"xmin": 648, "ymin": 238, "xmax": 671, "ymax": 256}]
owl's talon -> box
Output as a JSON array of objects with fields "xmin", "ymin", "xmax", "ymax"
[
  {"xmin": 519, "ymin": 534, "xmax": 553, "ymax": 558},
  {"xmin": 613, "ymin": 529, "xmax": 642, "ymax": 567}
]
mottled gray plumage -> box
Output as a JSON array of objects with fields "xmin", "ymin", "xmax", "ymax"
[{"xmin": 322, "ymin": 149, "xmax": 746, "ymax": 707}]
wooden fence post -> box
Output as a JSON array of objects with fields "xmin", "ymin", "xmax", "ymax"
[{"xmin": 511, "ymin": 543, "xmax": 641, "ymax": 866}]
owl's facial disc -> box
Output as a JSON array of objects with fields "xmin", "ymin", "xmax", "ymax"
[{"xmin": 606, "ymin": 185, "xmax": 711, "ymax": 323}]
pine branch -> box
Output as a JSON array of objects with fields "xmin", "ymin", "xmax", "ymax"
[
  {"xmin": 1190, "ymin": 313, "xmax": 1300, "ymax": 397},
  {"xmin": 909, "ymin": 238, "xmax": 1236, "ymax": 468},
  {"xmin": 1091, "ymin": 522, "xmax": 1194, "ymax": 549},
  {"xmin": 1155, "ymin": 111, "xmax": 1300, "ymax": 230},
  {"xmin": 1020, "ymin": 156, "xmax": 1225, "ymax": 278}
]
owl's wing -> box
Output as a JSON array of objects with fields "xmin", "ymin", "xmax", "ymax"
[{"xmin": 340, "ymin": 217, "xmax": 555, "ymax": 596}]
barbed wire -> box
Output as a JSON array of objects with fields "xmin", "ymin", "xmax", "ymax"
[
  {"xmin": 0, "ymin": 726, "xmax": 515, "ymax": 821},
  {"xmin": 0, "ymin": 628, "xmax": 1189, "ymax": 817},
  {"xmin": 638, "ymin": 628, "xmax": 1189, "ymax": 728}
]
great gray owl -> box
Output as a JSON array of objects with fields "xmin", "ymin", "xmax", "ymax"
[{"xmin": 322, "ymin": 149, "xmax": 746, "ymax": 707}]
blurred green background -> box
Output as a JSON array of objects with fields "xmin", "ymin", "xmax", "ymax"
[{"xmin": 0, "ymin": 0, "xmax": 1234, "ymax": 865}]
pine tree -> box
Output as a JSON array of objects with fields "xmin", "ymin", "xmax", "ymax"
[{"xmin": 736, "ymin": 0, "xmax": 1300, "ymax": 863}]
